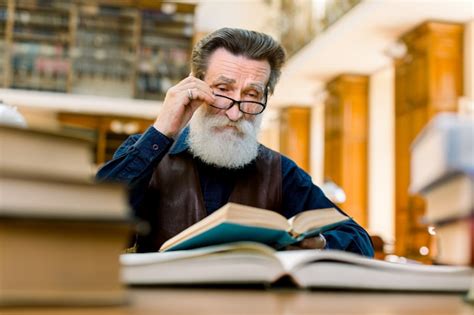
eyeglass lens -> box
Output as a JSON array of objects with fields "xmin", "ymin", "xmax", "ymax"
[{"xmin": 213, "ymin": 95, "xmax": 264, "ymax": 114}]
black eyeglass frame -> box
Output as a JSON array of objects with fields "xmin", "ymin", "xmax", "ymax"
[{"xmin": 210, "ymin": 88, "xmax": 268, "ymax": 115}]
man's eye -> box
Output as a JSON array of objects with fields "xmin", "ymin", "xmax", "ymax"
[
  {"xmin": 217, "ymin": 86, "xmax": 228, "ymax": 92},
  {"xmin": 246, "ymin": 92, "xmax": 259, "ymax": 99}
]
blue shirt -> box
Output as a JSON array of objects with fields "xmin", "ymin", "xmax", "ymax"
[{"xmin": 96, "ymin": 126, "xmax": 374, "ymax": 257}]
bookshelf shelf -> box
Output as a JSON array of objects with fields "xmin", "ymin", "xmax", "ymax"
[{"xmin": 12, "ymin": 33, "xmax": 70, "ymax": 43}]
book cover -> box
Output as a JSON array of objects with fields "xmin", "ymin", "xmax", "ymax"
[
  {"xmin": 0, "ymin": 218, "xmax": 130, "ymax": 306},
  {"xmin": 410, "ymin": 113, "xmax": 474, "ymax": 193},
  {"xmin": 434, "ymin": 216, "xmax": 474, "ymax": 266},
  {"xmin": 0, "ymin": 173, "xmax": 130, "ymax": 220},
  {"xmin": 422, "ymin": 174, "xmax": 474, "ymax": 223},
  {"xmin": 0, "ymin": 125, "xmax": 94, "ymax": 181}
]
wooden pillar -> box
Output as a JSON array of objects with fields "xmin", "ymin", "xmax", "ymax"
[
  {"xmin": 394, "ymin": 21, "xmax": 463, "ymax": 259},
  {"xmin": 279, "ymin": 107, "xmax": 311, "ymax": 173},
  {"xmin": 324, "ymin": 74, "xmax": 369, "ymax": 227}
]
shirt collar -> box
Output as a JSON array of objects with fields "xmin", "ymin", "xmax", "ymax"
[{"xmin": 169, "ymin": 127, "xmax": 190, "ymax": 155}]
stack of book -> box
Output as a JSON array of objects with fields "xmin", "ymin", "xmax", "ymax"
[
  {"xmin": 410, "ymin": 113, "xmax": 473, "ymax": 266},
  {"xmin": 410, "ymin": 112, "xmax": 473, "ymax": 300},
  {"xmin": 0, "ymin": 125, "xmax": 130, "ymax": 306}
]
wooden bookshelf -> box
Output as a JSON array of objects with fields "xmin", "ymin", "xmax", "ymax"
[
  {"xmin": 72, "ymin": 4, "xmax": 139, "ymax": 97},
  {"xmin": 135, "ymin": 4, "xmax": 194, "ymax": 100},
  {"xmin": 1, "ymin": 0, "xmax": 195, "ymax": 100},
  {"xmin": 9, "ymin": 1, "xmax": 71, "ymax": 92}
]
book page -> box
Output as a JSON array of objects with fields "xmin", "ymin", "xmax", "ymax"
[
  {"xmin": 289, "ymin": 208, "xmax": 349, "ymax": 235},
  {"xmin": 121, "ymin": 242, "xmax": 284, "ymax": 285},
  {"xmin": 275, "ymin": 249, "xmax": 472, "ymax": 274},
  {"xmin": 123, "ymin": 242, "xmax": 278, "ymax": 265}
]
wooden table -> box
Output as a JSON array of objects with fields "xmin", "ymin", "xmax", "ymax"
[{"xmin": 0, "ymin": 288, "xmax": 472, "ymax": 315}]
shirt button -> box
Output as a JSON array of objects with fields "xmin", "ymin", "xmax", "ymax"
[{"xmin": 152, "ymin": 144, "xmax": 159, "ymax": 151}]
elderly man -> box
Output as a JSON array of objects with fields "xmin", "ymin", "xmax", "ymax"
[{"xmin": 97, "ymin": 28, "xmax": 373, "ymax": 256}]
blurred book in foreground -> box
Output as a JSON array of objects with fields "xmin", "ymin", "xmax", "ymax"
[
  {"xmin": 0, "ymin": 126, "xmax": 130, "ymax": 306},
  {"xmin": 410, "ymin": 112, "xmax": 474, "ymax": 194},
  {"xmin": 0, "ymin": 125, "xmax": 94, "ymax": 181},
  {"xmin": 121, "ymin": 242, "xmax": 471, "ymax": 292},
  {"xmin": 410, "ymin": 113, "xmax": 473, "ymax": 281}
]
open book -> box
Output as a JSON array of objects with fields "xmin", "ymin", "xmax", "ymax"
[
  {"xmin": 160, "ymin": 203, "xmax": 349, "ymax": 251},
  {"xmin": 121, "ymin": 242, "xmax": 471, "ymax": 292}
]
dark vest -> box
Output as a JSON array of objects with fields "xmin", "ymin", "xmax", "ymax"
[{"xmin": 136, "ymin": 145, "xmax": 283, "ymax": 252}]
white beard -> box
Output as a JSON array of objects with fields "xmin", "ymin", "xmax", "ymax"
[{"xmin": 187, "ymin": 106, "xmax": 262, "ymax": 169}]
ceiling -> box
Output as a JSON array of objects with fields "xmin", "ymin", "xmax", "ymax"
[{"xmin": 271, "ymin": 0, "xmax": 474, "ymax": 106}]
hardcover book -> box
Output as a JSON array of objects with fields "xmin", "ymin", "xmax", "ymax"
[
  {"xmin": 422, "ymin": 174, "xmax": 473, "ymax": 223},
  {"xmin": 122, "ymin": 242, "xmax": 472, "ymax": 292},
  {"xmin": 410, "ymin": 113, "xmax": 474, "ymax": 193},
  {"xmin": 0, "ymin": 125, "xmax": 94, "ymax": 181},
  {"xmin": 159, "ymin": 202, "xmax": 350, "ymax": 252}
]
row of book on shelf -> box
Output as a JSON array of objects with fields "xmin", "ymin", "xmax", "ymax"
[{"xmin": 0, "ymin": 106, "xmax": 472, "ymax": 307}]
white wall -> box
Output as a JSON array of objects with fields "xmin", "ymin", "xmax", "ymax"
[
  {"xmin": 310, "ymin": 100, "xmax": 325, "ymax": 185},
  {"xmin": 368, "ymin": 66, "xmax": 395, "ymax": 244},
  {"xmin": 194, "ymin": 0, "xmax": 279, "ymax": 38}
]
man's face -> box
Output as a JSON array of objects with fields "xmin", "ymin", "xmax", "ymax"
[
  {"xmin": 187, "ymin": 48, "xmax": 271, "ymax": 169},
  {"xmin": 203, "ymin": 48, "xmax": 271, "ymax": 128}
]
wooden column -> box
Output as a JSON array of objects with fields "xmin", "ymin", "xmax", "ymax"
[
  {"xmin": 279, "ymin": 107, "xmax": 311, "ymax": 173},
  {"xmin": 324, "ymin": 74, "xmax": 369, "ymax": 227},
  {"xmin": 394, "ymin": 21, "xmax": 463, "ymax": 259}
]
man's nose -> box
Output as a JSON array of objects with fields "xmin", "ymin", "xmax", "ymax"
[{"xmin": 225, "ymin": 102, "xmax": 243, "ymax": 121}]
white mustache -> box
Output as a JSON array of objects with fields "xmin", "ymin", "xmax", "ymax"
[{"xmin": 207, "ymin": 116, "xmax": 249, "ymax": 134}]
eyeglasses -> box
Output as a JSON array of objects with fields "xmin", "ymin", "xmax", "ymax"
[{"xmin": 210, "ymin": 89, "xmax": 268, "ymax": 115}]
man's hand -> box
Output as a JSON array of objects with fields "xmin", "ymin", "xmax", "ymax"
[
  {"xmin": 153, "ymin": 75, "xmax": 215, "ymax": 138},
  {"xmin": 285, "ymin": 234, "xmax": 327, "ymax": 250}
]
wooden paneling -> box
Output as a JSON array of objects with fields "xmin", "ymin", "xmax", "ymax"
[
  {"xmin": 279, "ymin": 107, "xmax": 311, "ymax": 173},
  {"xmin": 324, "ymin": 74, "xmax": 369, "ymax": 227},
  {"xmin": 394, "ymin": 21, "xmax": 463, "ymax": 259}
]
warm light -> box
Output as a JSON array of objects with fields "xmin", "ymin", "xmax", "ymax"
[
  {"xmin": 419, "ymin": 246, "xmax": 429, "ymax": 256},
  {"xmin": 313, "ymin": 0, "xmax": 327, "ymax": 20},
  {"xmin": 428, "ymin": 226, "xmax": 436, "ymax": 235},
  {"xmin": 124, "ymin": 122, "xmax": 140, "ymax": 135},
  {"xmin": 110, "ymin": 120, "xmax": 123, "ymax": 133},
  {"xmin": 161, "ymin": 3, "xmax": 177, "ymax": 15}
]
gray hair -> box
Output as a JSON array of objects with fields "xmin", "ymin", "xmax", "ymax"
[{"xmin": 191, "ymin": 28, "xmax": 286, "ymax": 95}]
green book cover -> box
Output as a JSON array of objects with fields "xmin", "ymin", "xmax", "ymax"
[
  {"xmin": 164, "ymin": 220, "xmax": 349, "ymax": 252},
  {"xmin": 164, "ymin": 223, "xmax": 295, "ymax": 251}
]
